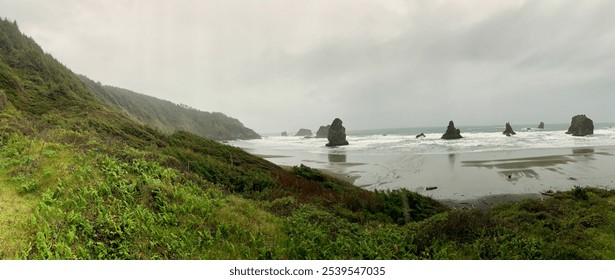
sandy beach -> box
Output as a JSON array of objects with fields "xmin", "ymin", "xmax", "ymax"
[{"xmin": 243, "ymin": 144, "xmax": 615, "ymax": 203}]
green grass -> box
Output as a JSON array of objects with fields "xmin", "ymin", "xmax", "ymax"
[
  {"xmin": 0, "ymin": 172, "xmax": 36, "ymax": 259},
  {"xmin": 17, "ymin": 142, "xmax": 281, "ymax": 259}
]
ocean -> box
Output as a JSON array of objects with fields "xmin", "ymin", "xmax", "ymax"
[
  {"xmin": 234, "ymin": 123, "xmax": 615, "ymax": 156},
  {"xmin": 229, "ymin": 122, "xmax": 615, "ymax": 200}
]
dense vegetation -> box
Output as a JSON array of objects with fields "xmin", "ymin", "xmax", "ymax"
[
  {"xmin": 2, "ymin": 18, "xmax": 615, "ymax": 259},
  {"xmin": 79, "ymin": 76, "xmax": 261, "ymax": 141}
]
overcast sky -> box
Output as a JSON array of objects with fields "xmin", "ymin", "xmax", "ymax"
[{"xmin": 1, "ymin": 0, "xmax": 614, "ymax": 132}]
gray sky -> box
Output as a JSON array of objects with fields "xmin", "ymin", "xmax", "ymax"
[{"xmin": 1, "ymin": 0, "xmax": 614, "ymax": 133}]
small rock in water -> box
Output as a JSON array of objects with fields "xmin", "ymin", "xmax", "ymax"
[
  {"xmin": 426, "ymin": 186, "xmax": 438, "ymax": 191},
  {"xmin": 441, "ymin": 121, "xmax": 463, "ymax": 139},
  {"xmin": 294, "ymin": 128, "xmax": 313, "ymax": 137},
  {"xmin": 503, "ymin": 122, "xmax": 516, "ymax": 136},
  {"xmin": 316, "ymin": 125, "xmax": 330, "ymax": 138},
  {"xmin": 538, "ymin": 122, "xmax": 545, "ymax": 129}
]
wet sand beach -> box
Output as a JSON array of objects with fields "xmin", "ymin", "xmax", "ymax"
[
  {"xmin": 244, "ymin": 145, "xmax": 615, "ymax": 203},
  {"xmin": 363, "ymin": 146, "xmax": 615, "ymax": 200}
]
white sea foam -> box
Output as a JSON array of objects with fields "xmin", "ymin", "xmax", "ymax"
[{"xmin": 233, "ymin": 127, "xmax": 615, "ymax": 156}]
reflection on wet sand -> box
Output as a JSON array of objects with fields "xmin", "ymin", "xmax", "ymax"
[
  {"xmin": 460, "ymin": 148, "xmax": 610, "ymax": 185},
  {"xmin": 328, "ymin": 153, "xmax": 347, "ymax": 163},
  {"xmin": 461, "ymin": 155, "xmax": 576, "ymax": 169},
  {"xmin": 573, "ymin": 148, "xmax": 595, "ymax": 154},
  {"xmin": 448, "ymin": 153, "xmax": 456, "ymax": 166}
]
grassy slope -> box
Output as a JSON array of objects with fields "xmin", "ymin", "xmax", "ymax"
[{"xmin": 2, "ymin": 18, "xmax": 615, "ymax": 259}]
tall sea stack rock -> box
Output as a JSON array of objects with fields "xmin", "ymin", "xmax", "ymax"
[
  {"xmin": 566, "ymin": 115, "xmax": 594, "ymax": 136},
  {"xmin": 441, "ymin": 121, "xmax": 463, "ymax": 139},
  {"xmin": 503, "ymin": 122, "xmax": 516, "ymax": 136},
  {"xmin": 294, "ymin": 128, "xmax": 313, "ymax": 137},
  {"xmin": 316, "ymin": 125, "xmax": 330, "ymax": 138},
  {"xmin": 326, "ymin": 118, "xmax": 349, "ymax": 146},
  {"xmin": 538, "ymin": 122, "xmax": 545, "ymax": 129},
  {"xmin": 281, "ymin": 131, "xmax": 288, "ymax": 136}
]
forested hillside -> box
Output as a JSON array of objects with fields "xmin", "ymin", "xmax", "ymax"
[
  {"xmin": 2, "ymin": 18, "xmax": 615, "ymax": 260},
  {"xmin": 80, "ymin": 76, "xmax": 261, "ymax": 141}
]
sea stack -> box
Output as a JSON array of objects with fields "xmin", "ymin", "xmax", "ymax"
[
  {"xmin": 281, "ymin": 131, "xmax": 288, "ymax": 136},
  {"xmin": 503, "ymin": 122, "xmax": 516, "ymax": 136},
  {"xmin": 441, "ymin": 121, "xmax": 463, "ymax": 139},
  {"xmin": 566, "ymin": 115, "xmax": 594, "ymax": 136},
  {"xmin": 538, "ymin": 122, "xmax": 545, "ymax": 129},
  {"xmin": 316, "ymin": 125, "xmax": 330, "ymax": 138},
  {"xmin": 326, "ymin": 118, "xmax": 349, "ymax": 146},
  {"xmin": 294, "ymin": 128, "xmax": 313, "ymax": 137}
]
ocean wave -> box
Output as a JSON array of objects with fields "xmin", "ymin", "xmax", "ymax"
[{"xmin": 231, "ymin": 127, "xmax": 615, "ymax": 155}]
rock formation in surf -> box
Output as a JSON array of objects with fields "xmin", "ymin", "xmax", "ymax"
[
  {"xmin": 566, "ymin": 115, "xmax": 594, "ymax": 136},
  {"xmin": 503, "ymin": 122, "xmax": 516, "ymax": 136},
  {"xmin": 294, "ymin": 128, "xmax": 313, "ymax": 137},
  {"xmin": 416, "ymin": 133, "xmax": 426, "ymax": 138},
  {"xmin": 441, "ymin": 121, "xmax": 463, "ymax": 139},
  {"xmin": 538, "ymin": 122, "xmax": 544, "ymax": 129},
  {"xmin": 281, "ymin": 131, "xmax": 288, "ymax": 136},
  {"xmin": 316, "ymin": 125, "xmax": 330, "ymax": 138},
  {"xmin": 326, "ymin": 118, "xmax": 349, "ymax": 146}
]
